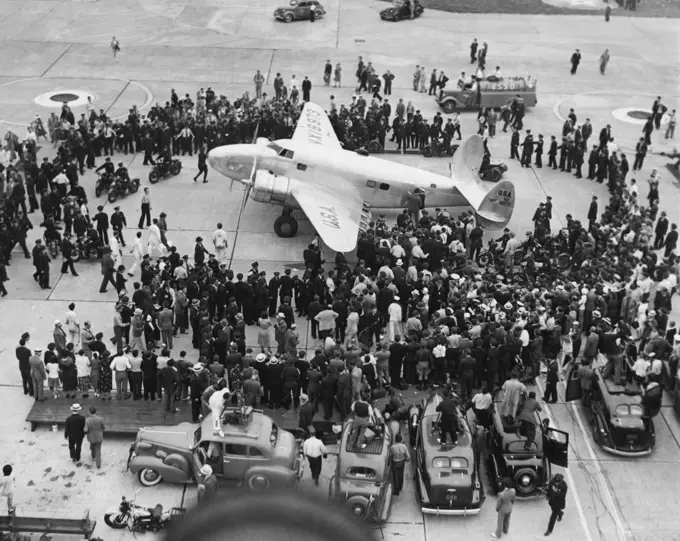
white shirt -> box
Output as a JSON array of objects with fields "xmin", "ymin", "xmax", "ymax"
[
  {"xmin": 632, "ymin": 359, "xmax": 649, "ymax": 378},
  {"xmin": 472, "ymin": 392, "xmax": 493, "ymax": 410},
  {"xmin": 390, "ymin": 244, "xmax": 405, "ymax": 259},
  {"xmin": 388, "ymin": 302, "xmax": 402, "ymax": 322},
  {"xmin": 110, "ymin": 355, "xmax": 131, "ymax": 372},
  {"xmin": 303, "ymin": 436, "xmax": 328, "ymax": 458},
  {"xmin": 289, "ymin": 77, "xmax": 298, "ymax": 90},
  {"xmin": 148, "ymin": 224, "xmax": 161, "ymax": 243},
  {"xmin": 212, "ymin": 229, "xmax": 228, "ymax": 249},
  {"xmin": 64, "ymin": 310, "xmax": 79, "ymax": 332}
]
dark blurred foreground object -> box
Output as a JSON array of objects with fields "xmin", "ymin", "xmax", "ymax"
[{"xmin": 164, "ymin": 491, "xmax": 373, "ymax": 541}]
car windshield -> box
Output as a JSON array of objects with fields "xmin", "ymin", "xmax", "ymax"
[{"xmin": 270, "ymin": 423, "xmax": 279, "ymax": 446}]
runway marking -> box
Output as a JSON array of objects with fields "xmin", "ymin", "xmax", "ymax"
[
  {"xmin": 40, "ymin": 43, "xmax": 73, "ymax": 78},
  {"xmin": 537, "ymin": 377, "xmax": 629, "ymax": 541}
]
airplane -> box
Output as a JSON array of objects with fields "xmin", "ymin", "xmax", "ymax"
[{"xmin": 208, "ymin": 101, "xmax": 515, "ymax": 253}]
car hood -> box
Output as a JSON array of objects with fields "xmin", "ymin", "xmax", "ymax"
[
  {"xmin": 273, "ymin": 429, "xmax": 299, "ymax": 464},
  {"xmin": 136, "ymin": 423, "xmax": 195, "ymax": 451}
]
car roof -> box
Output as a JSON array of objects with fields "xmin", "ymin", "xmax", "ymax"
[
  {"xmin": 199, "ymin": 409, "xmax": 272, "ymax": 446},
  {"xmin": 338, "ymin": 419, "xmax": 391, "ymax": 467},
  {"xmin": 595, "ymin": 369, "xmax": 644, "ymax": 413},
  {"xmin": 419, "ymin": 394, "xmax": 475, "ymax": 465}
]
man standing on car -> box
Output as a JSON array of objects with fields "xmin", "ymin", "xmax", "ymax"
[
  {"xmin": 544, "ymin": 473, "xmax": 568, "ymax": 536},
  {"xmin": 302, "ymin": 427, "xmax": 327, "ymax": 486},
  {"xmin": 518, "ymin": 391, "xmax": 542, "ymax": 450},
  {"xmin": 435, "ymin": 388, "xmax": 460, "ymax": 445},
  {"xmin": 389, "ymin": 433, "xmax": 410, "ymax": 496}
]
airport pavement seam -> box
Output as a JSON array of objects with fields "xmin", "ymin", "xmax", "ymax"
[{"xmin": 40, "ymin": 43, "xmax": 74, "ymax": 79}]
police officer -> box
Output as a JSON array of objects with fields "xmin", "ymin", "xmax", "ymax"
[
  {"xmin": 93, "ymin": 205, "xmax": 109, "ymax": 246},
  {"xmin": 114, "ymin": 162, "xmax": 130, "ymax": 191},
  {"xmin": 60, "ymin": 234, "xmax": 78, "ymax": 276},
  {"xmin": 509, "ymin": 128, "xmax": 520, "ymax": 160},
  {"xmin": 544, "ymin": 474, "xmax": 568, "ymax": 536},
  {"xmin": 534, "ymin": 134, "xmax": 544, "ymax": 168},
  {"xmin": 547, "ymin": 136, "xmax": 558, "ymax": 169},
  {"xmin": 110, "ymin": 206, "xmax": 127, "ymax": 247},
  {"xmin": 95, "ymin": 157, "xmax": 114, "ymax": 176}
]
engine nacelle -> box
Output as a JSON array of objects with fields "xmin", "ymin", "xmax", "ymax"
[{"xmin": 251, "ymin": 170, "xmax": 294, "ymax": 206}]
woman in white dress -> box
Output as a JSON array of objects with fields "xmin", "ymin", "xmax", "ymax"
[{"xmin": 257, "ymin": 311, "xmax": 273, "ymax": 353}]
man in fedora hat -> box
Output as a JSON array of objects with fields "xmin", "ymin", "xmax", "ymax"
[
  {"xmin": 197, "ymin": 464, "xmax": 218, "ymax": 503},
  {"xmin": 64, "ymin": 403, "xmax": 86, "ymax": 463}
]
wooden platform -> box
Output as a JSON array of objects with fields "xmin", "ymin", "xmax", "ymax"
[
  {"xmin": 26, "ymin": 397, "xmax": 195, "ymax": 434},
  {"xmin": 25, "ymin": 397, "xmax": 344, "ymax": 438}
]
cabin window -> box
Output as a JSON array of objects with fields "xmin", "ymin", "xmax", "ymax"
[
  {"xmin": 379, "ymin": 183, "xmax": 390, "ymax": 191},
  {"xmin": 347, "ymin": 467, "xmax": 376, "ymax": 479},
  {"xmin": 267, "ymin": 142, "xmax": 283, "ymax": 153},
  {"xmin": 297, "ymin": 163, "xmax": 307, "ymax": 171},
  {"xmin": 430, "ymin": 183, "xmax": 437, "ymax": 189},
  {"xmin": 249, "ymin": 447, "xmax": 264, "ymax": 457},
  {"xmin": 366, "ymin": 180, "xmax": 377, "ymax": 188},
  {"xmin": 224, "ymin": 443, "xmax": 249, "ymax": 456},
  {"xmin": 279, "ymin": 149, "xmax": 294, "ymax": 159}
]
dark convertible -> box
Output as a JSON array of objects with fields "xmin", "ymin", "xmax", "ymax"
[{"xmin": 380, "ymin": 0, "xmax": 424, "ymax": 21}]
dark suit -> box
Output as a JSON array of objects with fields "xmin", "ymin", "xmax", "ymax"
[{"xmin": 65, "ymin": 413, "xmax": 86, "ymax": 461}]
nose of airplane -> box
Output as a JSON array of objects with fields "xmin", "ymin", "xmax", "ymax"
[{"xmin": 208, "ymin": 145, "xmax": 254, "ymax": 180}]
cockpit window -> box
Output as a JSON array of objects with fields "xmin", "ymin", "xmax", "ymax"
[
  {"xmin": 279, "ymin": 149, "xmax": 294, "ymax": 159},
  {"xmin": 267, "ymin": 142, "xmax": 283, "ymax": 153}
]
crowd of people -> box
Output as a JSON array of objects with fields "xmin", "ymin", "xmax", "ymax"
[{"xmin": 5, "ymin": 44, "xmax": 680, "ymax": 503}]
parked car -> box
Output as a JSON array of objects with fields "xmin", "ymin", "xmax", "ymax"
[
  {"xmin": 328, "ymin": 418, "xmax": 394, "ymax": 523},
  {"xmin": 127, "ymin": 407, "xmax": 304, "ymax": 489},
  {"xmin": 437, "ymin": 77, "xmax": 538, "ymax": 113},
  {"xmin": 380, "ymin": 0, "xmax": 424, "ymax": 21},
  {"xmin": 274, "ymin": 0, "xmax": 325, "ymax": 22},
  {"xmin": 408, "ymin": 392, "xmax": 484, "ymax": 515},
  {"xmin": 565, "ymin": 366, "xmax": 657, "ymax": 457},
  {"xmin": 486, "ymin": 390, "xmax": 569, "ymax": 497}
]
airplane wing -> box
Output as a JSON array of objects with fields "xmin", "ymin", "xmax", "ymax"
[
  {"xmin": 290, "ymin": 177, "xmax": 363, "ymax": 253},
  {"xmin": 292, "ymin": 102, "xmax": 341, "ymax": 149}
]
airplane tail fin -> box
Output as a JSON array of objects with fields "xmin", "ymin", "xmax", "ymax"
[
  {"xmin": 477, "ymin": 180, "xmax": 515, "ymax": 229},
  {"xmin": 452, "ymin": 135, "xmax": 515, "ymax": 230}
]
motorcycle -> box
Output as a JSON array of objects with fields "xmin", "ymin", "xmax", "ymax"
[
  {"xmin": 104, "ymin": 490, "xmax": 185, "ymax": 533},
  {"xmin": 107, "ymin": 177, "xmax": 141, "ymax": 204},
  {"xmin": 73, "ymin": 235, "xmax": 103, "ymax": 262},
  {"xmin": 95, "ymin": 171, "xmax": 115, "ymax": 198},
  {"xmin": 421, "ymin": 140, "xmax": 458, "ymax": 158},
  {"xmin": 148, "ymin": 159, "xmax": 182, "ymax": 184}
]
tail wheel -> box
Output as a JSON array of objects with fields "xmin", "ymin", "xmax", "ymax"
[
  {"xmin": 130, "ymin": 179, "xmax": 140, "ymax": 193},
  {"xmin": 107, "ymin": 190, "xmax": 118, "ymax": 204},
  {"xmin": 170, "ymin": 162, "xmax": 182, "ymax": 175},
  {"xmin": 421, "ymin": 147, "xmax": 433, "ymax": 158},
  {"xmin": 477, "ymin": 251, "xmax": 492, "ymax": 267},
  {"xmin": 367, "ymin": 141, "xmax": 382, "ymax": 153},
  {"xmin": 485, "ymin": 167, "xmax": 502, "ymax": 182},
  {"xmin": 148, "ymin": 170, "xmax": 160, "ymax": 184}
]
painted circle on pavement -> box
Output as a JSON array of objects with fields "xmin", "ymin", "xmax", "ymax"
[
  {"xmin": 34, "ymin": 89, "xmax": 97, "ymax": 109},
  {"xmin": 612, "ymin": 107, "xmax": 667, "ymax": 126}
]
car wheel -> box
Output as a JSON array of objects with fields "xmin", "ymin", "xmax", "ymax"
[
  {"xmin": 138, "ymin": 468, "xmax": 163, "ymax": 487},
  {"xmin": 345, "ymin": 495, "xmax": 370, "ymax": 518},
  {"xmin": 442, "ymin": 101, "xmax": 456, "ymax": 114},
  {"xmin": 284, "ymin": 13, "xmax": 293, "ymax": 22},
  {"xmin": 514, "ymin": 468, "xmax": 539, "ymax": 495},
  {"xmin": 246, "ymin": 472, "xmax": 271, "ymax": 490}
]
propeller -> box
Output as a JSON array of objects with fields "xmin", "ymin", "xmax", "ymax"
[{"xmin": 240, "ymin": 154, "xmax": 258, "ymax": 214}]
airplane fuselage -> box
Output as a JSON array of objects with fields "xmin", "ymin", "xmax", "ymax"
[{"xmin": 257, "ymin": 138, "xmax": 470, "ymax": 211}]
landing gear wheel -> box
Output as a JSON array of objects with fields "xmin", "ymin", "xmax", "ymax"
[
  {"xmin": 274, "ymin": 215, "xmax": 298, "ymax": 238},
  {"xmin": 481, "ymin": 167, "xmax": 502, "ymax": 182}
]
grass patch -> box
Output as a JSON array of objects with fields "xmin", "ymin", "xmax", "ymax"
[{"xmin": 386, "ymin": 0, "xmax": 680, "ymax": 17}]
